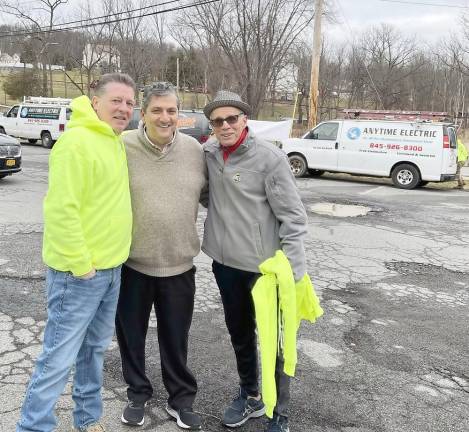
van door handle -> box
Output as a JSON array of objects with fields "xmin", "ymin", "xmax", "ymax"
[{"xmin": 335, "ymin": 142, "xmax": 338, "ymax": 149}]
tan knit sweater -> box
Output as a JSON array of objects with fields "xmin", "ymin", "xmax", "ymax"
[{"xmin": 123, "ymin": 126, "xmax": 207, "ymax": 277}]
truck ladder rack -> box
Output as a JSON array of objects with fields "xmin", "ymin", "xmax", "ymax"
[
  {"xmin": 23, "ymin": 96, "xmax": 72, "ymax": 106},
  {"xmin": 341, "ymin": 109, "xmax": 450, "ymax": 122}
]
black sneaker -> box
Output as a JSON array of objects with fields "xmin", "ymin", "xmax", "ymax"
[
  {"xmin": 121, "ymin": 400, "xmax": 146, "ymax": 426},
  {"xmin": 165, "ymin": 405, "xmax": 202, "ymax": 430},
  {"xmin": 265, "ymin": 414, "xmax": 289, "ymax": 432},
  {"xmin": 222, "ymin": 388, "xmax": 265, "ymax": 427}
]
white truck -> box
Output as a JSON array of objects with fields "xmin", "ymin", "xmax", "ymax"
[
  {"xmin": 281, "ymin": 110, "xmax": 458, "ymax": 189},
  {"xmin": 0, "ymin": 97, "xmax": 72, "ymax": 148}
]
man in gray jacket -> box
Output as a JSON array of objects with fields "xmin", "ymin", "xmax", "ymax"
[{"xmin": 202, "ymin": 91, "xmax": 308, "ymax": 432}]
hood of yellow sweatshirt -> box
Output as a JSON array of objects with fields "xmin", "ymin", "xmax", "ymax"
[{"xmin": 67, "ymin": 95, "xmax": 119, "ymax": 138}]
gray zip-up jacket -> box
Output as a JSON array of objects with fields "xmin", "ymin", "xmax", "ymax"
[{"xmin": 202, "ymin": 130, "xmax": 308, "ymax": 281}]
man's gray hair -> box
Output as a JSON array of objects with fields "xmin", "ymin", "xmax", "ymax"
[
  {"xmin": 142, "ymin": 82, "xmax": 179, "ymax": 112},
  {"xmin": 94, "ymin": 73, "xmax": 137, "ymax": 96}
]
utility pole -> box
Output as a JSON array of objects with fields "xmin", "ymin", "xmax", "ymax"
[
  {"xmin": 176, "ymin": 57, "xmax": 180, "ymax": 94},
  {"xmin": 308, "ymin": 0, "xmax": 323, "ymax": 129}
]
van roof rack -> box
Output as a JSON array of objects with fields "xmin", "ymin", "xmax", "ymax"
[
  {"xmin": 23, "ymin": 96, "xmax": 72, "ymax": 106},
  {"xmin": 341, "ymin": 109, "xmax": 450, "ymax": 122}
]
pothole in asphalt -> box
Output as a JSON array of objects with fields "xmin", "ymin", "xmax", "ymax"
[
  {"xmin": 309, "ymin": 202, "xmax": 372, "ymax": 217},
  {"xmin": 385, "ymin": 261, "xmax": 466, "ymax": 276}
]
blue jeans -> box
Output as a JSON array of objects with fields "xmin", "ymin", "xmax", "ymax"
[{"xmin": 17, "ymin": 266, "xmax": 122, "ymax": 432}]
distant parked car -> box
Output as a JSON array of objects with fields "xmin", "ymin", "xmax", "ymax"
[
  {"xmin": 125, "ymin": 108, "xmax": 212, "ymax": 144},
  {"xmin": 0, "ymin": 133, "xmax": 21, "ymax": 179},
  {"xmin": 177, "ymin": 110, "xmax": 212, "ymax": 143},
  {"xmin": 126, "ymin": 107, "xmax": 142, "ymax": 131}
]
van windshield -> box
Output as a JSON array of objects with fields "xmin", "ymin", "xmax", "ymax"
[
  {"xmin": 306, "ymin": 122, "xmax": 339, "ymax": 140},
  {"xmin": 7, "ymin": 106, "xmax": 19, "ymax": 118}
]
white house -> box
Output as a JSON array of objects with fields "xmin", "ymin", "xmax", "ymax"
[{"xmin": 0, "ymin": 50, "xmax": 64, "ymax": 71}]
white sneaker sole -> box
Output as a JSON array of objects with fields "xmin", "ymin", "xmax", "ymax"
[
  {"xmin": 223, "ymin": 406, "xmax": 266, "ymax": 428},
  {"xmin": 121, "ymin": 401, "xmax": 146, "ymax": 427},
  {"xmin": 120, "ymin": 413, "xmax": 144, "ymax": 426},
  {"xmin": 165, "ymin": 405, "xmax": 201, "ymax": 430}
]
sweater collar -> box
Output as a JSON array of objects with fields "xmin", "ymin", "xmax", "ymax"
[
  {"xmin": 143, "ymin": 125, "xmax": 175, "ymax": 154},
  {"xmin": 137, "ymin": 122, "xmax": 179, "ymax": 155}
]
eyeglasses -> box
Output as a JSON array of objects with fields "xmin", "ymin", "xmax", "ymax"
[{"xmin": 209, "ymin": 112, "xmax": 245, "ymax": 128}]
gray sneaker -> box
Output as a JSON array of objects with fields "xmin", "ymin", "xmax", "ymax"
[
  {"xmin": 121, "ymin": 400, "xmax": 146, "ymax": 426},
  {"xmin": 222, "ymin": 388, "xmax": 265, "ymax": 427}
]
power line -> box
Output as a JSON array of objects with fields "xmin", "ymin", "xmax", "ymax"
[
  {"xmin": 378, "ymin": 0, "xmax": 469, "ymax": 8},
  {"xmin": 0, "ymin": 0, "xmax": 219, "ymax": 39},
  {"xmin": 0, "ymin": 0, "xmax": 182, "ymax": 36}
]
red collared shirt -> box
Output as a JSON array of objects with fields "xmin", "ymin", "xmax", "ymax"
[{"xmin": 222, "ymin": 127, "xmax": 248, "ymax": 162}]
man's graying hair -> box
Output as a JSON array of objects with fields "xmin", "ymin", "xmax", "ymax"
[
  {"xmin": 142, "ymin": 82, "xmax": 179, "ymax": 111},
  {"xmin": 94, "ymin": 73, "xmax": 137, "ymax": 96}
]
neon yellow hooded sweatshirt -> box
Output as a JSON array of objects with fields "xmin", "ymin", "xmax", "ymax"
[
  {"xmin": 252, "ymin": 250, "xmax": 323, "ymax": 418},
  {"xmin": 42, "ymin": 95, "xmax": 132, "ymax": 276},
  {"xmin": 457, "ymin": 139, "xmax": 468, "ymax": 163}
]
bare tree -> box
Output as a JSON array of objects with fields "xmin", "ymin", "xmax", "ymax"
[
  {"xmin": 345, "ymin": 42, "xmax": 372, "ymax": 109},
  {"xmin": 176, "ymin": 0, "xmax": 314, "ymax": 118},
  {"xmin": 359, "ymin": 24, "xmax": 422, "ymax": 109},
  {"xmin": 0, "ymin": 0, "xmax": 68, "ymax": 96},
  {"xmin": 60, "ymin": 0, "xmax": 118, "ymax": 96},
  {"xmin": 108, "ymin": 0, "xmax": 153, "ymax": 90}
]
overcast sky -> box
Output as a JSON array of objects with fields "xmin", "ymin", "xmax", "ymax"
[{"xmin": 325, "ymin": 0, "xmax": 467, "ymax": 44}]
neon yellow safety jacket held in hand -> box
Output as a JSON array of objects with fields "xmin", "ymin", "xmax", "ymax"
[{"xmin": 251, "ymin": 250, "xmax": 323, "ymax": 418}]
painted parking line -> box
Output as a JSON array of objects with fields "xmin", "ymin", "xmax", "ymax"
[{"xmin": 359, "ymin": 186, "xmax": 386, "ymax": 195}]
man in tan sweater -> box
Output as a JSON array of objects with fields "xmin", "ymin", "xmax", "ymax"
[{"xmin": 116, "ymin": 82, "xmax": 207, "ymax": 430}]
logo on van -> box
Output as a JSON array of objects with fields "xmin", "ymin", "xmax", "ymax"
[
  {"xmin": 347, "ymin": 127, "xmax": 361, "ymax": 140},
  {"xmin": 20, "ymin": 107, "xmax": 29, "ymax": 118}
]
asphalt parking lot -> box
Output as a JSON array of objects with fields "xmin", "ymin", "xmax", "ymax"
[{"xmin": 0, "ymin": 144, "xmax": 468, "ymax": 432}]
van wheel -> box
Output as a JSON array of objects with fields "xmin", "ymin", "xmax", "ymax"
[
  {"xmin": 28, "ymin": 139, "xmax": 37, "ymax": 144},
  {"xmin": 289, "ymin": 154, "xmax": 307, "ymax": 177},
  {"xmin": 41, "ymin": 132, "xmax": 54, "ymax": 149},
  {"xmin": 0, "ymin": 127, "xmax": 5, "ymax": 134},
  {"xmin": 391, "ymin": 164, "xmax": 421, "ymax": 189},
  {"xmin": 308, "ymin": 169, "xmax": 324, "ymax": 177}
]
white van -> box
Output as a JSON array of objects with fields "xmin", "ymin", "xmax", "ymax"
[
  {"xmin": 0, "ymin": 97, "xmax": 72, "ymax": 148},
  {"xmin": 281, "ymin": 111, "xmax": 458, "ymax": 189}
]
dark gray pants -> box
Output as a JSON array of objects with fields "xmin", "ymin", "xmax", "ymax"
[
  {"xmin": 212, "ymin": 261, "xmax": 290, "ymax": 417},
  {"xmin": 115, "ymin": 264, "xmax": 197, "ymax": 409}
]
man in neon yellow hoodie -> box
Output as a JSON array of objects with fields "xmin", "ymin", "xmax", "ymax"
[{"xmin": 16, "ymin": 73, "xmax": 136, "ymax": 432}]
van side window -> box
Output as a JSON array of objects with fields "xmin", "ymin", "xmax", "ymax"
[
  {"xmin": 6, "ymin": 106, "xmax": 19, "ymax": 118},
  {"xmin": 447, "ymin": 127, "xmax": 457, "ymax": 149},
  {"xmin": 306, "ymin": 122, "xmax": 339, "ymax": 140}
]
